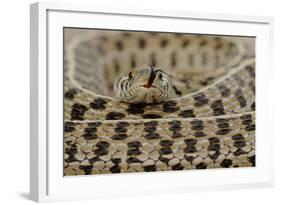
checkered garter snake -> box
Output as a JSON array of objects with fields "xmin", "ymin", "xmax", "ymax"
[{"xmin": 64, "ymin": 29, "xmax": 255, "ymax": 175}]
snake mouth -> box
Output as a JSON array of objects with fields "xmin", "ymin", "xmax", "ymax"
[
  {"xmin": 144, "ymin": 83, "xmax": 154, "ymax": 89},
  {"xmin": 143, "ymin": 84, "xmax": 157, "ymax": 89}
]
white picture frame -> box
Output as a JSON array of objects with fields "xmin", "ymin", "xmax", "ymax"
[{"xmin": 30, "ymin": 2, "xmax": 274, "ymax": 202}]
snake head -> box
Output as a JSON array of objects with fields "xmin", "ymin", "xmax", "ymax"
[{"xmin": 114, "ymin": 66, "xmax": 173, "ymax": 104}]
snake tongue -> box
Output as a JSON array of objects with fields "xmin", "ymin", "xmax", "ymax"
[
  {"xmin": 144, "ymin": 67, "xmax": 156, "ymax": 88},
  {"xmin": 144, "ymin": 82, "xmax": 152, "ymax": 88}
]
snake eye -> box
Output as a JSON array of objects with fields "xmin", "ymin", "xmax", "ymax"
[
  {"xmin": 128, "ymin": 72, "xmax": 133, "ymax": 79},
  {"xmin": 158, "ymin": 73, "xmax": 163, "ymax": 80}
]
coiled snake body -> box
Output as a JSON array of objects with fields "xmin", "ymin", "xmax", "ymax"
[{"xmin": 64, "ymin": 29, "xmax": 255, "ymax": 175}]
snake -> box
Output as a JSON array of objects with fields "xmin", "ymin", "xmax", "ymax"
[
  {"xmin": 63, "ymin": 29, "xmax": 255, "ymax": 175},
  {"xmin": 114, "ymin": 66, "xmax": 174, "ymax": 103}
]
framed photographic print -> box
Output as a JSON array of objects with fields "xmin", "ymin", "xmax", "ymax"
[{"xmin": 30, "ymin": 2, "xmax": 274, "ymax": 202}]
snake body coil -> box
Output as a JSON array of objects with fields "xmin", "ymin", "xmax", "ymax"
[{"xmin": 64, "ymin": 30, "xmax": 255, "ymax": 175}]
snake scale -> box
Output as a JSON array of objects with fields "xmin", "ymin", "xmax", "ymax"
[{"xmin": 64, "ymin": 29, "xmax": 255, "ymax": 176}]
